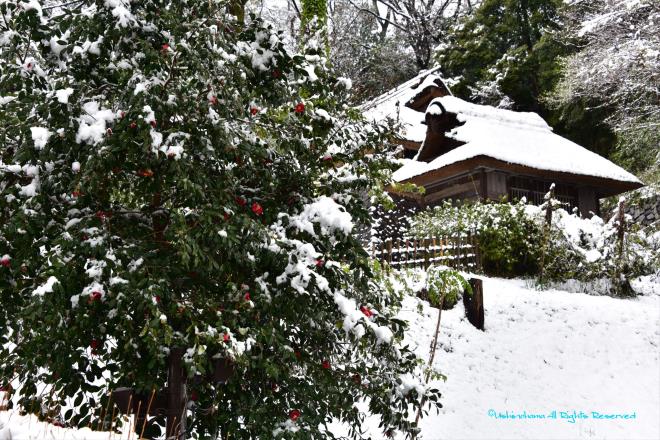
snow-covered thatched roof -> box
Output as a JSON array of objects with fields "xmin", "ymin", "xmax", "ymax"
[
  {"xmin": 360, "ymin": 67, "xmax": 451, "ymax": 144},
  {"xmin": 393, "ymin": 96, "xmax": 642, "ymax": 185}
]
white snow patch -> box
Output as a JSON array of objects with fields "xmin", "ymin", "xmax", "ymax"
[
  {"xmin": 32, "ymin": 276, "xmax": 59, "ymax": 296},
  {"xmin": 30, "ymin": 126, "xmax": 51, "ymax": 150}
]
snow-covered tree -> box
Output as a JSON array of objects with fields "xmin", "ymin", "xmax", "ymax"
[
  {"xmin": 0, "ymin": 1, "xmax": 440, "ymax": 438},
  {"xmin": 548, "ymin": 0, "xmax": 660, "ymax": 181}
]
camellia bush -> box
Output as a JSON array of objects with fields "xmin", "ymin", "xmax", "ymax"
[{"xmin": 0, "ymin": 1, "xmax": 440, "ymax": 438}]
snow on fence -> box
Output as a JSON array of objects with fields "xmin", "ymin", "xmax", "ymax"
[{"xmin": 371, "ymin": 235, "xmax": 481, "ymax": 272}]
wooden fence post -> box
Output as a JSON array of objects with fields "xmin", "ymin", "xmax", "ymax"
[
  {"xmin": 167, "ymin": 348, "xmax": 186, "ymax": 440},
  {"xmin": 539, "ymin": 184, "xmax": 555, "ymax": 284},
  {"xmin": 464, "ymin": 278, "xmax": 484, "ymax": 330}
]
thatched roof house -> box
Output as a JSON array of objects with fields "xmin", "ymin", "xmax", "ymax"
[{"xmin": 362, "ymin": 70, "xmax": 643, "ymax": 217}]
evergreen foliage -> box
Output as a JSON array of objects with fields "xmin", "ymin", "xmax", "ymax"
[{"xmin": 0, "ymin": 1, "xmax": 439, "ymax": 438}]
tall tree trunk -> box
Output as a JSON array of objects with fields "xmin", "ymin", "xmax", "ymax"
[{"xmin": 228, "ymin": 0, "xmax": 248, "ymax": 24}]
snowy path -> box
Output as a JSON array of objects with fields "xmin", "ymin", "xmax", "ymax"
[{"xmin": 401, "ymin": 276, "xmax": 660, "ymax": 440}]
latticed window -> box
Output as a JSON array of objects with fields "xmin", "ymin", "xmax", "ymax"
[{"xmin": 508, "ymin": 176, "xmax": 578, "ymax": 211}]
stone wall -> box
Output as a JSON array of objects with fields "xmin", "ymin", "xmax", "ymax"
[{"xmin": 625, "ymin": 193, "xmax": 660, "ymax": 226}]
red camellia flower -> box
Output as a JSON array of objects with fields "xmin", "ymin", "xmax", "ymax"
[
  {"xmin": 272, "ymin": 69, "xmax": 281, "ymax": 78},
  {"xmin": 360, "ymin": 306, "xmax": 373, "ymax": 318},
  {"xmin": 190, "ymin": 391, "xmax": 198, "ymax": 402},
  {"xmin": 161, "ymin": 43, "xmax": 170, "ymax": 52},
  {"xmin": 0, "ymin": 255, "xmax": 11, "ymax": 268},
  {"xmin": 250, "ymin": 107, "xmax": 258, "ymax": 116},
  {"xmin": 72, "ymin": 191, "xmax": 81, "ymax": 198},
  {"xmin": 106, "ymin": 128, "xmax": 112, "ymax": 135},
  {"xmin": 150, "ymin": 120, "xmax": 157, "ymax": 128},
  {"xmin": 95, "ymin": 210, "xmax": 109, "ymax": 220},
  {"xmin": 120, "ymin": 111, "xmax": 126, "ymax": 119},
  {"xmin": 315, "ymin": 259, "xmax": 324, "ymax": 268},
  {"xmin": 223, "ymin": 212, "xmax": 231, "ymax": 221},
  {"xmin": 129, "ymin": 121, "xmax": 137, "ymax": 129},
  {"xmin": 155, "ymin": 295, "xmax": 161, "ymax": 303},
  {"xmin": 322, "ymin": 154, "xmax": 332, "ymax": 162},
  {"xmin": 89, "ymin": 291, "xmax": 102, "ymax": 303},
  {"xmin": 90, "ymin": 339, "xmax": 100, "ymax": 350},
  {"xmin": 289, "ymin": 409, "xmax": 300, "ymax": 422},
  {"xmin": 235, "ymin": 196, "xmax": 247, "ymax": 206},
  {"xmin": 294, "ymin": 102, "xmax": 305, "ymax": 114},
  {"xmin": 209, "ymin": 96, "xmax": 218, "ymax": 105},
  {"xmin": 322, "ymin": 360, "xmax": 331, "ymax": 370},
  {"xmin": 244, "ymin": 292, "xmax": 251, "ymax": 301},
  {"xmin": 223, "ymin": 333, "xmax": 230, "ymax": 342},
  {"xmin": 251, "ymin": 202, "xmax": 263, "ymax": 216},
  {"xmin": 137, "ymin": 169, "xmax": 154, "ymax": 177}
]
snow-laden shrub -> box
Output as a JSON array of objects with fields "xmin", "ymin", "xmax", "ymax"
[
  {"xmin": 410, "ymin": 200, "xmax": 658, "ymax": 290},
  {"xmin": 425, "ymin": 266, "xmax": 471, "ymax": 310},
  {"xmin": 411, "ymin": 200, "xmax": 540, "ymax": 276}
]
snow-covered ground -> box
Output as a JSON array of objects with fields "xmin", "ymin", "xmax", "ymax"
[
  {"xmin": 2, "ymin": 275, "xmax": 659, "ymax": 439},
  {"xmin": 394, "ymin": 275, "xmax": 660, "ymax": 440}
]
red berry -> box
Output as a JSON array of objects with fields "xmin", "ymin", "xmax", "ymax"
[
  {"xmin": 250, "ymin": 107, "xmax": 258, "ymax": 116},
  {"xmin": 235, "ymin": 196, "xmax": 247, "ymax": 207},
  {"xmin": 294, "ymin": 102, "xmax": 305, "ymax": 114},
  {"xmin": 315, "ymin": 259, "xmax": 324, "ymax": 268},
  {"xmin": 289, "ymin": 409, "xmax": 300, "ymax": 421},
  {"xmin": 244, "ymin": 292, "xmax": 251, "ymax": 301},
  {"xmin": 129, "ymin": 122, "xmax": 137, "ymax": 129},
  {"xmin": 223, "ymin": 333, "xmax": 230, "ymax": 342},
  {"xmin": 322, "ymin": 360, "xmax": 330, "ymax": 370},
  {"xmin": 251, "ymin": 202, "xmax": 263, "ymax": 216},
  {"xmin": 360, "ymin": 306, "xmax": 373, "ymax": 318}
]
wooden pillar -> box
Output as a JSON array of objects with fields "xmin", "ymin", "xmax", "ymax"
[
  {"xmin": 578, "ymin": 187, "xmax": 598, "ymax": 218},
  {"xmin": 167, "ymin": 348, "xmax": 186, "ymax": 440},
  {"xmin": 463, "ymin": 278, "xmax": 484, "ymax": 330}
]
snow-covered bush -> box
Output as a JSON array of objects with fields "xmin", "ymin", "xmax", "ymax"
[
  {"xmin": 425, "ymin": 266, "xmax": 470, "ymax": 310},
  {"xmin": 0, "ymin": 1, "xmax": 439, "ymax": 438},
  {"xmin": 411, "ymin": 200, "xmax": 540, "ymax": 276},
  {"xmin": 410, "ymin": 200, "xmax": 658, "ymax": 290}
]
